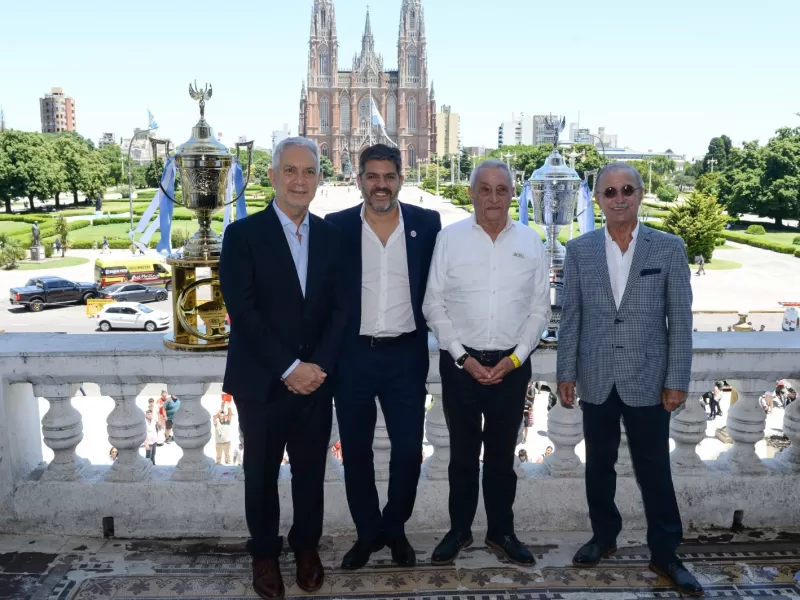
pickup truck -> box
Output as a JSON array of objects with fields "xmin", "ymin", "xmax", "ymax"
[{"xmin": 9, "ymin": 276, "xmax": 100, "ymax": 312}]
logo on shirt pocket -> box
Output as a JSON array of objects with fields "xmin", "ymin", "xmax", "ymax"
[{"xmin": 512, "ymin": 252, "xmax": 525, "ymax": 259}]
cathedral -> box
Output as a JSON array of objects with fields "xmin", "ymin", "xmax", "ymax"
[{"xmin": 299, "ymin": 0, "xmax": 436, "ymax": 176}]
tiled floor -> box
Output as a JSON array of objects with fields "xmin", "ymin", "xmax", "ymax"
[{"xmin": 0, "ymin": 530, "xmax": 798, "ymax": 599}]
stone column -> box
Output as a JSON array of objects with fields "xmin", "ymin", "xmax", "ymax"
[
  {"xmin": 544, "ymin": 393, "xmax": 584, "ymax": 477},
  {"xmin": 422, "ymin": 381, "xmax": 449, "ymax": 480},
  {"xmin": 170, "ymin": 382, "xmax": 214, "ymax": 481},
  {"xmin": 326, "ymin": 408, "xmax": 343, "ymax": 481},
  {"xmin": 35, "ymin": 383, "xmax": 88, "ymax": 481},
  {"xmin": 718, "ymin": 379, "xmax": 768, "ymax": 474},
  {"xmin": 617, "ymin": 418, "xmax": 634, "ymax": 476},
  {"xmin": 101, "ymin": 383, "xmax": 151, "ymax": 482},
  {"xmin": 777, "ymin": 396, "xmax": 800, "ymax": 470},
  {"xmin": 373, "ymin": 400, "xmax": 391, "ymax": 481},
  {"xmin": 669, "ymin": 382, "xmax": 709, "ymax": 475}
]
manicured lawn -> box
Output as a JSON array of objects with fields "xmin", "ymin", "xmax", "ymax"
[
  {"xmin": 694, "ymin": 259, "xmax": 741, "ymax": 270},
  {"xmin": 0, "ymin": 221, "xmax": 29, "ymax": 233},
  {"xmin": 68, "ymin": 221, "xmax": 224, "ymax": 244},
  {"xmin": 740, "ymin": 231, "xmax": 800, "ymax": 246},
  {"xmin": 17, "ymin": 257, "xmax": 89, "ymax": 270},
  {"xmin": 714, "ymin": 243, "xmax": 740, "ymax": 250}
]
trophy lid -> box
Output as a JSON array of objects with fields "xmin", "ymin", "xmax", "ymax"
[
  {"xmin": 529, "ymin": 149, "xmax": 580, "ymax": 183},
  {"xmin": 174, "ymin": 82, "xmax": 231, "ymax": 158}
]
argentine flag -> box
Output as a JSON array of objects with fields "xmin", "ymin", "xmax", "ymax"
[
  {"xmin": 370, "ymin": 97, "xmax": 386, "ymax": 129},
  {"xmin": 148, "ymin": 110, "xmax": 159, "ymax": 130}
]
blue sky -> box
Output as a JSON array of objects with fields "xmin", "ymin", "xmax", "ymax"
[{"xmin": 1, "ymin": 0, "xmax": 798, "ymax": 159}]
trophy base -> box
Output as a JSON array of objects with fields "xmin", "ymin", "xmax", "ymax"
[{"xmin": 164, "ymin": 332, "xmax": 227, "ymax": 352}]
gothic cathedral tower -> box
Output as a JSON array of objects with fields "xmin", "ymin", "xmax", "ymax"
[{"xmin": 302, "ymin": 0, "xmax": 338, "ymax": 143}]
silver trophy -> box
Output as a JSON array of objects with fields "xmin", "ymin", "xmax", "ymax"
[{"xmin": 530, "ymin": 116, "xmax": 580, "ymax": 345}]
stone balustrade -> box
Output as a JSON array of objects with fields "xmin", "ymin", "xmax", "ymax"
[{"xmin": 0, "ymin": 332, "xmax": 798, "ymax": 538}]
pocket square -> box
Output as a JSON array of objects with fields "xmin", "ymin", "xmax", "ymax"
[{"xmin": 640, "ymin": 268, "xmax": 661, "ymax": 276}]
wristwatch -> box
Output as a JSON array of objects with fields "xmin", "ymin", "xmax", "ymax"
[{"xmin": 455, "ymin": 353, "xmax": 469, "ymax": 369}]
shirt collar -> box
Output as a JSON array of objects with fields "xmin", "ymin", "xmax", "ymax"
[
  {"xmin": 604, "ymin": 222, "xmax": 640, "ymax": 243},
  {"xmin": 471, "ymin": 213, "xmax": 514, "ymax": 233},
  {"xmin": 360, "ymin": 201, "xmax": 404, "ymax": 227},
  {"xmin": 274, "ymin": 200, "xmax": 309, "ymax": 231}
]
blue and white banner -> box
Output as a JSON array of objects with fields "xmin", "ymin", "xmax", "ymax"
[
  {"xmin": 518, "ymin": 181, "xmax": 531, "ymax": 226},
  {"xmin": 577, "ymin": 179, "xmax": 595, "ymax": 236},
  {"xmin": 128, "ymin": 156, "xmax": 176, "ymax": 255},
  {"xmin": 222, "ymin": 158, "xmax": 248, "ymax": 231}
]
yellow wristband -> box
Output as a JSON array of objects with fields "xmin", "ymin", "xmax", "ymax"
[{"xmin": 509, "ymin": 353, "xmax": 521, "ymax": 369}]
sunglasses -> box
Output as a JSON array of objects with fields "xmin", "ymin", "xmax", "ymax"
[{"xmin": 600, "ymin": 185, "xmax": 641, "ymax": 199}]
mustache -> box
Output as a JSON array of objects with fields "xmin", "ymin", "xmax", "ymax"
[{"xmin": 370, "ymin": 188, "xmax": 392, "ymax": 195}]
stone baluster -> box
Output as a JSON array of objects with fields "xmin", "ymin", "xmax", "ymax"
[
  {"xmin": 326, "ymin": 408, "xmax": 343, "ymax": 481},
  {"xmin": 777, "ymin": 396, "xmax": 800, "ymax": 470},
  {"xmin": 544, "ymin": 381, "xmax": 584, "ymax": 477},
  {"xmin": 617, "ymin": 418, "xmax": 634, "ymax": 476},
  {"xmin": 718, "ymin": 378, "xmax": 769, "ymax": 474},
  {"xmin": 373, "ymin": 400, "xmax": 391, "ymax": 481},
  {"xmin": 422, "ymin": 380, "xmax": 449, "ymax": 479},
  {"xmin": 34, "ymin": 383, "xmax": 88, "ymax": 481},
  {"xmin": 101, "ymin": 383, "xmax": 151, "ymax": 482},
  {"xmin": 669, "ymin": 381, "xmax": 709, "ymax": 475},
  {"xmin": 170, "ymin": 382, "xmax": 214, "ymax": 481}
]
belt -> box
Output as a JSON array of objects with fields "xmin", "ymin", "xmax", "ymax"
[
  {"xmin": 359, "ymin": 331, "xmax": 417, "ymax": 347},
  {"xmin": 463, "ymin": 345, "xmax": 515, "ymax": 367}
]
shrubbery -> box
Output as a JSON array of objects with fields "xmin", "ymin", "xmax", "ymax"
[
  {"xmin": 745, "ymin": 224, "xmax": 766, "ymax": 235},
  {"xmin": 792, "ymin": 235, "xmax": 800, "ymax": 245}
]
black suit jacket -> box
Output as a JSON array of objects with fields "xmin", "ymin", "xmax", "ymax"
[
  {"xmin": 220, "ymin": 201, "xmax": 346, "ymax": 401},
  {"xmin": 324, "ymin": 201, "xmax": 441, "ymax": 356}
]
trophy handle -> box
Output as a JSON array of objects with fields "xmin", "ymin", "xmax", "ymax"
[{"xmin": 226, "ymin": 140, "xmax": 255, "ymax": 206}]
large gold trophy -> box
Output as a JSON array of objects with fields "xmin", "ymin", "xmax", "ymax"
[{"xmin": 158, "ymin": 82, "xmax": 252, "ymax": 351}]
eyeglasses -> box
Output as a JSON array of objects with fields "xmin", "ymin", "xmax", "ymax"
[{"xmin": 600, "ymin": 185, "xmax": 641, "ymax": 199}]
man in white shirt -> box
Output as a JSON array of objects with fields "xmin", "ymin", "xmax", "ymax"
[
  {"xmin": 423, "ymin": 159, "xmax": 550, "ymax": 567},
  {"xmin": 325, "ymin": 144, "xmax": 441, "ymax": 570},
  {"xmin": 556, "ymin": 162, "xmax": 701, "ymax": 597}
]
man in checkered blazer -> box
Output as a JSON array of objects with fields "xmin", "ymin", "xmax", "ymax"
[{"xmin": 556, "ymin": 163, "xmax": 703, "ymax": 597}]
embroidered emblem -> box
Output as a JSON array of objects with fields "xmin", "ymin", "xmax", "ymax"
[{"xmin": 513, "ymin": 252, "xmax": 525, "ymax": 258}]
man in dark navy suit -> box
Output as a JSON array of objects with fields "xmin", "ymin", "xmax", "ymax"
[
  {"xmin": 325, "ymin": 144, "xmax": 441, "ymax": 570},
  {"xmin": 220, "ymin": 137, "xmax": 346, "ymax": 600}
]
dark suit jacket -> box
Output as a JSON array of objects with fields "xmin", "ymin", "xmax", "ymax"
[
  {"xmin": 324, "ymin": 201, "xmax": 441, "ymax": 361},
  {"xmin": 220, "ymin": 201, "xmax": 347, "ymax": 401}
]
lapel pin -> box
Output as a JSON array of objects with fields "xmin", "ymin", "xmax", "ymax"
[{"xmin": 410, "ymin": 230, "xmax": 417, "ymax": 238}]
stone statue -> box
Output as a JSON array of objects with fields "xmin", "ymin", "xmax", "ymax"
[
  {"xmin": 31, "ymin": 221, "xmax": 41, "ymax": 247},
  {"xmin": 95, "ymin": 192, "xmax": 103, "ymax": 212}
]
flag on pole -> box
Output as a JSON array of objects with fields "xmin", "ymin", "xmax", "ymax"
[
  {"xmin": 148, "ymin": 110, "xmax": 159, "ymax": 130},
  {"xmin": 519, "ymin": 182, "xmax": 530, "ymax": 226},
  {"xmin": 370, "ymin": 97, "xmax": 386, "ymax": 129},
  {"xmin": 577, "ymin": 179, "xmax": 595, "ymax": 236}
]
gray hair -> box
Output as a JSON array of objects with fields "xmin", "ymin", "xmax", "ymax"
[
  {"xmin": 272, "ymin": 136, "xmax": 321, "ymax": 174},
  {"xmin": 594, "ymin": 161, "xmax": 645, "ymax": 193},
  {"xmin": 470, "ymin": 159, "xmax": 514, "ymax": 190}
]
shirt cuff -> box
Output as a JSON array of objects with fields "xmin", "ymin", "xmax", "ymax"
[
  {"xmin": 513, "ymin": 344, "xmax": 530, "ymax": 363},
  {"xmin": 282, "ymin": 359, "xmax": 301, "ymax": 380},
  {"xmin": 448, "ymin": 341, "xmax": 467, "ymax": 361}
]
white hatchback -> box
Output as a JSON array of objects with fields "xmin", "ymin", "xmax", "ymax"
[{"xmin": 96, "ymin": 302, "xmax": 171, "ymax": 332}]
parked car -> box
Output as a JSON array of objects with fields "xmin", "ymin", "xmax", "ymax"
[
  {"xmin": 9, "ymin": 276, "xmax": 99, "ymax": 312},
  {"xmin": 95, "ymin": 302, "xmax": 171, "ymax": 332},
  {"xmin": 101, "ymin": 283, "xmax": 168, "ymax": 303}
]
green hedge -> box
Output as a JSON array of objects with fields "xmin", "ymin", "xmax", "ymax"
[
  {"xmin": 792, "ymin": 235, "xmax": 800, "ymax": 245},
  {"xmin": 0, "ymin": 214, "xmax": 54, "ymax": 224},
  {"xmin": 91, "ymin": 217, "xmax": 134, "ymax": 226},
  {"xmin": 745, "ymin": 224, "xmax": 766, "ymax": 235},
  {"xmin": 795, "ymin": 248, "xmax": 800, "ymax": 258},
  {"xmin": 720, "ymin": 230, "xmax": 796, "ymax": 254}
]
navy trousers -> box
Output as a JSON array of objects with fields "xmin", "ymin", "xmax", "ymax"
[
  {"xmin": 334, "ymin": 337, "xmax": 428, "ymax": 542},
  {"xmin": 581, "ymin": 385, "xmax": 683, "ymax": 565}
]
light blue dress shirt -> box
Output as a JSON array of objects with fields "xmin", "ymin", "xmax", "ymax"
[{"xmin": 273, "ymin": 201, "xmax": 310, "ymax": 379}]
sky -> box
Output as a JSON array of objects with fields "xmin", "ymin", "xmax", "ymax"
[{"xmin": 1, "ymin": 0, "xmax": 799, "ymax": 160}]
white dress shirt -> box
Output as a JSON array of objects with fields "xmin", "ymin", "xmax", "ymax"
[
  {"xmin": 604, "ymin": 223, "xmax": 639, "ymax": 310},
  {"xmin": 360, "ymin": 203, "xmax": 416, "ymax": 337},
  {"xmin": 423, "ymin": 215, "xmax": 551, "ymax": 361},
  {"xmin": 273, "ymin": 201, "xmax": 310, "ymax": 378}
]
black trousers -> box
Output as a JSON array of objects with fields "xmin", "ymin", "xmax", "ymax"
[
  {"xmin": 708, "ymin": 398, "xmax": 721, "ymax": 418},
  {"xmin": 439, "ymin": 351, "xmax": 531, "ymax": 538},
  {"xmin": 582, "ymin": 385, "xmax": 683, "ymax": 565},
  {"xmin": 236, "ymin": 383, "xmax": 333, "ymax": 560},
  {"xmin": 145, "ymin": 443, "xmax": 156, "ymax": 465},
  {"xmin": 335, "ymin": 338, "xmax": 428, "ymax": 541}
]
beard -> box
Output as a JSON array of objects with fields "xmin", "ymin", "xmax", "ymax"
[{"xmin": 364, "ymin": 189, "xmax": 399, "ymax": 213}]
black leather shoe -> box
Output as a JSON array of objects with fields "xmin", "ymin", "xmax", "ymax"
[
  {"xmin": 341, "ymin": 536, "xmax": 385, "ymax": 570},
  {"xmin": 387, "ymin": 535, "xmax": 416, "ymax": 567},
  {"xmin": 431, "ymin": 530, "xmax": 473, "ymax": 566},
  {"xmin": 485, "ymin": 534, "xmax": 535, "ymax": 566},
  {"xmin": 649, "ymin": 561, "xmax": 704, "ymax": 597},
  {"xmin": 572, "ymin": 539, "xmax": 617, "ymax": 567}
]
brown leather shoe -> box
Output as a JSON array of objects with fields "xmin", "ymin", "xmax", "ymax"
[
  {"xmin": 295, "ymin": 550, "xmax": 325, "ymax": 593},
  {"xmin": 252, "ymin": 558, "xmax": 285, "ymax": 600}
]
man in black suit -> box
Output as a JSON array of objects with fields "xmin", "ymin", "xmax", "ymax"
[
  {"xmin": 325, "ymin": 144, "xmax": 441, "ymax": 569},
  {"xmin": 220, "ymin": 137, "xmax": 346, "ymax": 600}
]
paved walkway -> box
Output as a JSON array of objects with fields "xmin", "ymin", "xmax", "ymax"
[{"xmin": 1, "ymin": 530, "xmax": 798, "ymax": 599}]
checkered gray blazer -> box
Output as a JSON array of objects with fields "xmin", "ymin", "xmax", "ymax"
[{"xmin": 556, "ymin": 225, "xmax": 693, "ymax": 407}]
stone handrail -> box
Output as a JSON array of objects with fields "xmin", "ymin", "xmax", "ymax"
[{"xmin": 0, "ymin": 332, "xmax": 798, "ymax": 537}]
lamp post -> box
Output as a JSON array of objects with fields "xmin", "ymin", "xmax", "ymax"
[
  {"xmin": 417, "ymin": 158, "xmax": 421, "ymax": 185},
  {"xmin": 127, "ymin": 127, "xmax": 157, "ymax": 232},
  {"xmin": 435, "ymin": 155, "xmax": 440, "ymax": 197},
  {"xmin": 504, "ymin": 152, "xmax": 512, "ymax": 167},
  {"xmin": 708, "ymin": 157, "xmax": 717, "ymax": 173},
  {"xmin": 451, "ymin": 154, "xmax": 455, "ymax": 186}
]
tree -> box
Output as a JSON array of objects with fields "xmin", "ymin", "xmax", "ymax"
[
  {"xmin": 703, "ymin": 134, "xmax": 732, "ymax": 173},
  {"xmin": 629, "ymin": 160, "xmax": 663, "ymax": 194},
  {"xmin": 695, "ymin": 172, "xmax": 721, "ymax": 197},
  {"xmin": 760, "ymin": 126, "xmax": 800, "ymax": 227},
  {"xmin": 662, "ymin": 192, "xmax": 728, "ymax": 260},
  {"xmin": 656, "ymin": 185, "xmax": 678, "ymax": 203},
  {"xmin": 0, "ymin": 144, "xmax": 11, "ymax": 214},
  {"xmin": 81, "ymin": 151, "xmax": 108, "ymax": 206},
  {"xmin": 683, "ymin": 160, "xmax": 703, "ymax": 178},
  {"xmin": 320, "ymin": 155, "xmax": 335, "ymax": 178},
  {"xmin": 0, "ymin": 233, "xmax": 26, "ymax": 270},
  {"xmin": 145, "ymin": 158, "xmax": 164, "ymax": 188},
  {"xmin": 0, "ymin": 131, "xmax": 63, "ymax": 209},
  {"xmin": 672, "ymin": 173, "xmax": 695, "ymax": 193},
  {"xmin": 99, "ymin": 143, "xmax": 124, "ymax": 186},
  {"xmin": 54, "ymin": 214, "xmax": 69, "ymax": 257},
  {"xmin": 129, "ymin": 164, "xmax": 147, "ymax": 189},
  {"xmin": 650, "ymin": 155, "xmax": 676, "ymax": 176},
  {"xmin": 717, "ymin": 140, "xmax": 765, "ymax": 217},
  {"xmin": 252, "ymin": 157, "xmax": 272, "ymax": 187},
  {"xmin": 50, "ymin": 132, "xmax": 94, "ymax": 205}
]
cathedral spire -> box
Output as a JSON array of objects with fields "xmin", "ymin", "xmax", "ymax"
[{"xmin": 361, "ymin": 7, "xmax": 375, "ymax": 55}]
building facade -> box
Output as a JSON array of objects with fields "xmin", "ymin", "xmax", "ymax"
[
  {"xmin": 98, "ymin": 133, "xmax": 115, "ymax": 149},
  {"xmin": 299, "ymin": 0, "xmax": 435, "ymax": 175},
  {"xmin": 40, "ymin": 88, "xmax": 75, "ymax": 134},
  {"xmin": 272, "ymin": 124, "xmax": 291, "ymax": 153},
  {"xmin": 498, "ymin": 113, "xmax": 563, "ymax": 147},
  {"xmin": 435, "ymin": 105, "xmax": 459, "ymax": 157}
]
